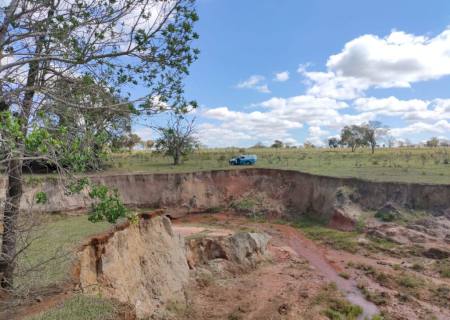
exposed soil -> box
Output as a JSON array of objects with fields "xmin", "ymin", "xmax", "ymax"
[{"xmin": 172, "ymin": 213, "xmax": 450, "ymax": 320}]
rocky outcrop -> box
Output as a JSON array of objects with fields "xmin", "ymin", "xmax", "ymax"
[
  {"xmin": 77, "ymin": 213, "xmax": 189, "ymax": 319},
  {"xmin": 2, "ymin": 169, "xmax": 450, "ymax": 220},
  {"xmin": 186, "ymin": 232, "xmax": 270, "ymax": 269}
]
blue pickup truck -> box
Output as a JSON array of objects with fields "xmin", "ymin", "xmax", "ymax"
[{"xmin": 229, "ymin": 154, "xmax": 257, "ymax": 165}]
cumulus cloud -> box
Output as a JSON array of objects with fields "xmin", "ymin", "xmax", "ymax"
[
  {"xmin": 305, "ymin": 126, "xmax": 329, "ymax": 146},
  {"xmin": 354, "ymin": 96, "xmax": 450, "ymax": 122},
  {"xmin": 273, "ymin": 71, "xmax": 290, "ymax": 82},
  {"xmin": 236, "ymin": 75, "xmax": 271, "ymax": 93},
  {"xmin": 301, "ymin": 28, "xmax": 450, "ymax": 99},
  {"xmin": 390, "ymin": 120, "xmax": 450, "ymax": 137}
]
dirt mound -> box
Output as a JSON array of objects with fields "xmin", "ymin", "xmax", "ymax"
[{"xmin": 77, "ymin": 213, "xmax": 189, "ymax": 319}]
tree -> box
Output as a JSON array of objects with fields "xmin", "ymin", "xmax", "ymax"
[
  {"xmin": 426, "ymin": 137, "xmax": 439, "ymax": 148},
  {"xmin": 271, "ymin": 140, "xmax": 284, "ymax": 148},
  {"xmin": 144, "ymin": 140, "xmax": 155, "ymax": 150},
  {"xmin": 0, "ymin": 0, "xmax": 199, "ymax": 289},
  {"xmin": 363, "ymin": 121, "xmax": 389, "ymax": 154},
  {"xmin": 340, "ymin": 125, "xmax": 367, "ymax": 152},
  {"xmin": 251, "ymin": 142, "xmax": 266, "ymax": 149},
  {"xmin": 154, "ymin": 115, "xmax": 199, "ymax": 165},
  {"xmin": 43, "ymin": 76, "xmax": 136, "ymax": 170},
  {"xmin": 328, "ymin": 137, "xmax": 339, "ymax": 148}
]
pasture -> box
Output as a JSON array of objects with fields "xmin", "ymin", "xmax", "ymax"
[{"xmin": 107, "ymin": 147, "xmax": 450, "ymax": 184}]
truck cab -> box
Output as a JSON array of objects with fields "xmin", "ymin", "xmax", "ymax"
[{"xmin": 229, "ymin": 154, "xmax": 257, "ymax": 165}]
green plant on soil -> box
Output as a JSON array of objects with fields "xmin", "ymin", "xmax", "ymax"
[
  {"xmin": 435, "ymin": 259, "xmax": 450, "ymax": 278},
  {"xmin": 312, "ymin": 283, "xmax": 363, "ymax": 320},
  {"xmin": 25, "ymin": 295, "xmax": 120, "ymax": 320},
  {"xmin": 293, "ymin": 217, "xmax": 359, "ymax": 253}
]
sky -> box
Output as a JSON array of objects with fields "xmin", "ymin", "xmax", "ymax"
[{"xmin": 135, "ymin": 0, "xmax": 450, "ymax": 147}]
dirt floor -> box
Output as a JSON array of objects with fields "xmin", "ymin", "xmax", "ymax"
[{"xmin": 171, "ymin": 213, "xmax": 450, "ymax": 320}]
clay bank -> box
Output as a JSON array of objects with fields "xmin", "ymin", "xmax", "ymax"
[{"xmin": 3, "ymin": 169, "xmax": 450, "ymax": 224}]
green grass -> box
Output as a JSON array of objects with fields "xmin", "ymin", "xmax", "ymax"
[
  {"xmin": 16, "ymin": 215, "xmax": 111, "ymax": 292},
  {"xmin": 25, "ymin": 295, "xmax": 119, "ymax": 320},
  {"xmin": 105, "ymin": 147, "xmax": 450, "ymax": 184},
  {"xmin": 293, "ymin": 217, "xmax": 359, "ymax": 253},
  {"xmin": 313, "ymin": 283, "xmax": 363, "ymax": 320}
]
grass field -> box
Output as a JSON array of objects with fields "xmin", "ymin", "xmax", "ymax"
[
  {"xmin": 16, "ymin": 215, "xmax": 111, "ymax": 293},
  {"xmin": 107, "ymin": 147, "xmax": 450, "ymax": 184}
]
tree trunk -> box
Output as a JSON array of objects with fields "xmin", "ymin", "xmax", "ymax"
[
  {"xmin": 0, "ymin": 158, "xmax": 23, "ymax": 289},
  {"xmin": 173, "ymin": 149, "xmax": 181, "ymax": 165},
  {"xmin": 371, "ymin": 144, "xmax": 375, "ymax": 154}
]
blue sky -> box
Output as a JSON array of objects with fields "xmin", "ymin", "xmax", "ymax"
[{"xmin": 135, "ymin": 0, "xmax": 450, "ymax": 147}]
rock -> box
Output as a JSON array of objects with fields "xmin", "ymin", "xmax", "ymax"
[
  {"xmin": 375, "ymin": 202, "xmax": 402, "ymax": 222},
  {"xmin": 186, "ymin": 232, "xmax": 271, "ymax": 268},
  {"xmin": 278, "ymin": 303, "xmax": 290, "ymax": 315},
  {"xmin": 328, "ymin": 208, "xmax": 356, "ymax": 231},
  {"xmin": 422, "ymin": 248, "xmax": 449, "ymax": 260},
  {"xmin": 357, "ymin": 237, "xmax": 370, "ymax": 245},
  {"xmin": 444, "ymin": 234, "xmax": 450, "ymax": 244}
]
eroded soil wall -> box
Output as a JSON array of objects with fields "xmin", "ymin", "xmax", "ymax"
[
  {"xmin": 1, "ymin": 169, "xmax": 450, "ymax": 219},
  {"xmin": 77, "ymin": 213, "xmax": 189, "ymax": 319}
]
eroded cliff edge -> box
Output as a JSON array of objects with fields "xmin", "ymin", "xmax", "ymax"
[{"xmin": 3, "ymin": 169, "xmax": 449, "ymax": 220}]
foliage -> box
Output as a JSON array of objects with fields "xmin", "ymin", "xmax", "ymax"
[
  {"xmin": 0, "ymin": 0, "xmax": 199, "ymax": 288},
  {"xmin": 293, "ymin": 217, "xmax": 359, "ymax": 253},
  {"xmin": 88, "ymin": 185, "xmax": 128, "ymax": 223},
  {"xmin": 313, "ymin": 283, "xmax": 363, "ymax": 320},
  {"xmin": 271, "ymin": 140, "xmax": 284, "ymax": 148},
  {"xmin": 154, "ymin": 114, "xmax": 199, "ymax": 165},
  {"xmin": 328, "ymin": 137, "xmax": 339, "ymax": 148},
  {"xmin": 426, "ymin": 137, "xmax": 439, "ymax": 148}
]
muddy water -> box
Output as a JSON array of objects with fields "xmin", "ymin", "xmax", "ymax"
[{"xmin": 276, "ymin": 225, "xmax": 379, "ymax": 320}]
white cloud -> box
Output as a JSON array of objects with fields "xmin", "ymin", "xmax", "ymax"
[
  {"xmin": 301, "ymin": 28, "xmax": 450, "ymax": 99},
  {"xmin": 305, "ymin": 126, "xmax": 329, "ymax": 146},
  {"xmin": 134, "ymin": 127, "xmax": 153, "ymax": 141},
  {"xmin": 390, "ymin": 120, "xmax": 450, "ymax": 138},
  {"xmin": 273, "ymin": 71, "xmax": 290, "ymax": 82},
  {"xmin": 236, "ymin": 75, "xmax": 271, "ymax": 93},
  {"xmin": 354, "ymin": 96, "xmax": 450, "ymax": 122}
]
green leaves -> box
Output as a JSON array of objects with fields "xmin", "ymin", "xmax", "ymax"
[
  {"xmin": 35, "ymin": 191, "xmax": 48, "ymax": 204},
  {"xmin": 88, "ymin": 184, "xmax": 128, "ymax": 223}
]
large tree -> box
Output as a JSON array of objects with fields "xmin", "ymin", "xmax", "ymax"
[{"xmin": 0, "ymin": 0, "xmax": 199, "ymax": 289}]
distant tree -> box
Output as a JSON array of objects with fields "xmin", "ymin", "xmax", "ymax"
[
  {"xmin": 328, "ymin": 137, "xmax": 340, "ymax": 148},
  {"xmin": 363, "ymin": 121, "xmax": 390, "ymax": 154},
  {"xmin": 144, "ymin": 140, "xmax": 155, "ymax": 150},
  {"xmin": 386, "ymin": 135, "xmax": 396, "ymax": 148},
  {"xmin": 155, "ymin": 115, "xmax": 199, "ymax": 165},
  {"xmin": 271, "ymin": 140, "xmax": 284, "ymax": 148},
  {"xmin": 340, "ymin": 125, "xmax": 367, "ymax": 152},
  {"xmin": 303, "ymin": 141, "xmax": 316, "ymax": 148},
  {"xmin": 251, "ymin": 142, "xmax": 266, "ymax": 148},
  {"xmin": 426, "ymin": 137, "xmax": 440, "ymax": 148},
  {"xmin": 125, "ymin": 134, "xmax": 142, "ymax": 152}
]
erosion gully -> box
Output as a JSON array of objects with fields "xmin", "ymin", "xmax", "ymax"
[{"xmin": 179, "ymin": 213, "xmax": 379, "ymax": 320}]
